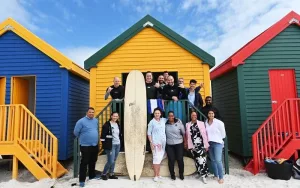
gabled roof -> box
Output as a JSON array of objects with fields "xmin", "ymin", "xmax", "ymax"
[
  {"xmin": 210, "ymin": 11, "xmax": 300, "ymax": 80},
  {"xmin": 0, "ymin": 18, "xmax": 89, "ymax": 80},
  {"xmin": 84, "ymin": 15, "xmax": 215, "ymax": 70}
]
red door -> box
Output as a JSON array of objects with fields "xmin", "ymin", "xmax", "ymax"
[{"xmin": 269, "ymin": 69, "xmax": 297, "ymax": 111}]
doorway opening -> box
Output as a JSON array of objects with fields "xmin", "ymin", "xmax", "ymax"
[{"xmin": 11, "ymin": 76, "xmax": 36, "ymax": 114}]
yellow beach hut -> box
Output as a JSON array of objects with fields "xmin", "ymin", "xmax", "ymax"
[{"xmin": 85, "ymin": 15, "xmax": 215, "ymax": 112}]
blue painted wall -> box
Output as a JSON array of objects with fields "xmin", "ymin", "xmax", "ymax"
[
  {"xmin": 0, "ymin": 31, "xmax": 89, "ymax": 160},
  {"xmin": 66, "ymin": 73, "xmax": 89, "ymax": 158}
]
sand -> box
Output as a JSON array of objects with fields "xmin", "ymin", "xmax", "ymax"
[{"xmin": 0, "ymin": 154, "xmax": 298, "ymax": 188}]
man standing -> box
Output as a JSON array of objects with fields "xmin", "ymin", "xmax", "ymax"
[
  {"xmin": 178, "ymin": 78, "xmax": 184, "ymax": 85},
  {"xmin": 145, "ymin": 71, "xmax": 160, "ymax": 99},
  {"xmin": 163, "ymin": 71, "xmax": 169, "ymax": 85},
  {"xmin": 201, "ymin": 96, "xmax": 221, "ymax": 120},
  {"xmin": 163, "ymin": 76, "xmax": 187, "ymax": 101},
  {"xmin": 74, "ymin": 107, "xmax": 99, "ymax": 187},
  {"xmin": 187, "ymin": 79, "xmax": 204, "ymax": 110},
  {"xmin": 157, "ymin": 75, "xmax": 165, "ymax": 99},
  {"xmin": 158, "ymin": 75, "xmax": 165, "ymax": 87},
  {"xmin": 104, "ymin": 77, "xmax": 125, "ymax": 100}
]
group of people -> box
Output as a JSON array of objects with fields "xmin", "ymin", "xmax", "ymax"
[
  {"xmin": 147, "ymin": 108, "xmax": 226, "ymax": 184},
  {"xmin": 104, "ymin": 71, "xmax": 221, "ymax": 118},
  {"xmin": 74, "ymin": 71, "xmax": 224, "ymax": 187},
  {"xmin": 74, "ymin": 107, "xmax": 225, "ymax": 187}
]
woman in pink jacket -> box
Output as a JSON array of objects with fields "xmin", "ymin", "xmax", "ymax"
[{"xmin": 185, "ymin": 111, "xmax": 209, "ymax": 184}]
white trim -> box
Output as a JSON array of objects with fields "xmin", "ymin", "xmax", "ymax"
[
  {"xmin": 4, "ymin": 24, "xmax": 14, "ymax": 31},
  {"xmin": 100, "ymin": 139, "xmax": 105, "ymax": 141},
  {"xmin": 143, "ymin": 21, "xmax": 154, "ymax": 27},
  {"xmin": 289, "ymin": 18, "xmax": 300, "ymax": 24}
]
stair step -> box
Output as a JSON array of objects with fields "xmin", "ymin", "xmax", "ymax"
[{"xmin": 56, "ymin": 162, "xmax": 68, "ymax": 178}]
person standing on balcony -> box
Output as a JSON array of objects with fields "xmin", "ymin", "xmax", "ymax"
[
  {"xmin": 100, "ymin": 112, "xmax": 122, "ymax": 180},
  {"xmin": 178, "ymin": 78, "xmax": 185, "ymax": 100},
  {"xmin": 165, "ymin": 111, "xmax": 185, "ymax": 180},
  {"xmin": 74, "ymin": 107, "xmax": 99, "ymax": 187},
  {"xmin": 178, "ymin": 78, "xmax": 184, "ymax": 85},
  {"xmin": 185, "ymin": 111, "xmax": 209, "ymax": 184},
  {"xmin": 186, "ymin": 79, "xmax": 204, "ymax": 110},
  {"xmin": 205, "ymin": 110, "xmax": 226, "ymax": 184},
  {"xmin": 145, "ymin": 71, "xmax": 161, "ymax": 99},
  {"xmin": 163, "ymin": 71, "xmax": 169, "ymax": 85},
  {"xmin": 163, "ymin": 76, "xmax": 187, "ymax": 101},
  {"xmin": 104, "ymin": 77, "xmax": 125, "ymax": 100},
  {"xmin": 157, "ymin": 75, "xmax": 165, "ymax": 99},
  {"xmin": 201, "ymin": 96, "xmax": 221, "ymax": 120},
  {"xmin": 147, "ymin": 108, "xmax": 167, "ymax": 182}
]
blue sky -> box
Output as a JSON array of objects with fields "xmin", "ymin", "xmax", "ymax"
[{"xmin": 1, "ymin": 0, "xmax": 300, "ymax": 68}]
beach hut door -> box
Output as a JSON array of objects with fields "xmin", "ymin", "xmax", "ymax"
[
  {"xmin": 11, "ymin": 76, "xmax": 36, "ymax": 113},
  {"xmin": 269, "ymin": 69, "xmax": 297, "ymax": 111}
]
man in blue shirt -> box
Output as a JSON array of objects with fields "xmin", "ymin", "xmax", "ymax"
[{"xmin": 74, "ymin": 107, "xmax": 99, "ymax": 187}]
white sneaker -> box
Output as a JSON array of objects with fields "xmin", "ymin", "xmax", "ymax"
[
  {"xmin": 202, "ymin": 177, "xmax": 207, "ymax": 184},
  {"xmin": 153, "ymin": 176, "xmax": 159, "ymax": 182},
  {"xmin": 158, "ymin": 176, "xmax": 164, "ymax": 179}
]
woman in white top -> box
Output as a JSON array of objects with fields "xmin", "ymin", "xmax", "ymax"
[
  {"xmin": 147, "ymin": 108, "xmax": 167, "ymax": 182},
  {"xmin": 205, "ymin": 110, "xmax": 226, "ymax": 184}
]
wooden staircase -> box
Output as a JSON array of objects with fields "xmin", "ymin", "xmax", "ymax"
[
  {"xmin": 245, "ymin": 99, "xmax": 300, "ymax": 174},
  {"xmin": 0, "ymin": 104, "xmax": 68, "ymax": 180}
]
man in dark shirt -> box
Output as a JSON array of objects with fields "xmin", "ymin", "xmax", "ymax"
[
  {"xmin": 157, "ymin": 75, "xmax": 165, "ymax": 99},
  {"xmin": 145, "ymin": 71, "xmax": 160, "ymax": 99},
  {"xmin": 104, "ymin": 77, "xmax": 125, "ymax": 100},
  {"xmin": 201, "ymin": 96, "xmax": 221, "ymax": 120},
  {"xmin": 163, "ymin": 76, "xmax": 187, "ymax": 101},
  {"xmin": 163, "ymin": 71, "xmax": 169, "ymax": 85}
]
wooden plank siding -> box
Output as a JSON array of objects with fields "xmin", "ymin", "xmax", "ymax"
[
  {"xmin": 212, "ymin": 69, "xmax": 243, "ymax": 155},
  {"xmin": 242, "ymin": 25, "xmax": 300, "ymax": 156},
  {"xmin": 0, "ymin": 31, "xmax": 65, "ymax": 159},
  {"xmin": 66, "ymin": 73, "xmax": 89, "ymax": 158},
  {"xmin": 91, "ymin": 28, "xmax": 211, "ymax": 112}
]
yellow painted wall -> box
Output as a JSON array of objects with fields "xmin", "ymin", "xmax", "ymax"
[{"xmin": 90, "ymin": 28, "xmax": 211, "ymax": 112}]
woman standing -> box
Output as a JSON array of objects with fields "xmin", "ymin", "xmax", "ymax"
[
  {"xmin": 147, "ymin": 108, "xmax": 167, "ymax": 182},
  {"xmin": 165, "ymin": 111, "xmax": 185, "ymax": 180},
  {"xmin": 185, "ymin": 111, "xmax": 209, "ymax": 184},
  {"xmin": 100, "ymin": 112, "xmax": 122, "ymax": 180},
  {"xmin": 205, "ymin": 110, "xmax": 226, "ymax": 184}
]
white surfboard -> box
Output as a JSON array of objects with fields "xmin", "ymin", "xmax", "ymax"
[{"xmin": 124, "ymin": 70, "xmax": 147, "ymax": 181}]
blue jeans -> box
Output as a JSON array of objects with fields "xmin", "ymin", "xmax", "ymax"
[
  {"xmin": 103, "ymin": 144, "xmax": 120, "ymax": 175},
  {"xmin": 208, "ymin": 141, "xmax": 224, "ymax": 179}
]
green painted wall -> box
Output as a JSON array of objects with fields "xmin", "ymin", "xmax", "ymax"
[
  {"xmin": 242, "ymin": 24, "xmax": 300, "ymax": 156},
  {"xmin": 212, "ymin": 69, "xmax": 243, "ymax": 155}
]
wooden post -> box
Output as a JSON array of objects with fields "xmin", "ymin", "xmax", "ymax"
[
  {"xmin": 288, "ymin": 100, "xmax": 297, "ymax": 160},
  {"xmin": 12, "ymin": 156, "xmax": 18, "ymax": 179},
  {"xmin": 12, "ymin": 105, "xmax": 20, "ymax": 179}
]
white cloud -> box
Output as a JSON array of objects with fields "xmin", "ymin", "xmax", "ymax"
[
  {"xmin": 180, "ymin": 0, "xmax": 300, "ymax": 69},
  {"xmin": 0, "ymin": 0, "xmax": 39, "ymax": 31},
  {"xmin": 60, "ymin": 46, "xmax": 101, "ymax": 68}
]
